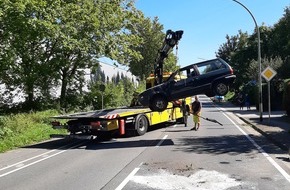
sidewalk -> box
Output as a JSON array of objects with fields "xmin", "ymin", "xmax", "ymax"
[{"xmin": 217, "ymin": 101, "xmax": 290, "ymax": 152}]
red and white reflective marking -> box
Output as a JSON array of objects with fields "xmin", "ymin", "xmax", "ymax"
[{"xmin": 105, "ymin": 114, "xmax": 119, "ymax": 119}]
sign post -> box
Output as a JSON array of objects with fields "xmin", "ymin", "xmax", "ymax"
[{"xmin": 261, "ymin": 66, "xmax": 277, "ymax": 122}]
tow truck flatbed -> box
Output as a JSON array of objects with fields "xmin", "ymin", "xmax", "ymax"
[{"xmin": 52, "ymin": 106, "xmax": 151, "ymax": 120}]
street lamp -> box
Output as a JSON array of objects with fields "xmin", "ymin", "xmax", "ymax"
[{"xmin": 232, "ymin": 0, "xmax": 263, "ymax": 121}]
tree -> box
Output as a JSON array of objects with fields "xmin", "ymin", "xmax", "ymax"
[
  {"xmin": 216, "ymin": 30, "xmax": 250, "ymax": 90},
  {"xmin": 48, "ymin": 0, "xmax": 142, "ymax": 108},
  {"xmin": 163, "ymin": 53, "xmax": 180, "ymax": 72},
  {"xmin": 216, "ymin": 34, "xmax": 239, "ymax": 63},
  {"xmin": 116, "ymin": 72, "xmax": 121, "ymax": 84},
  {"xmin": 0, "ymin": 0, "xmax": 142, "ymax": 110},
  {"xmin": 0, "ymin": 0, "xmax": 58, "ymax": 108},
  {"xmin": 269, "ymin": 6, "xmax": 290, "ymax": 79},
  {"xmin": 247, "ymin": 57, "xmax": 283, "ymax": 81},
  {"xmin": 128, "ymin": 15, "xmax": 178, "ymax": 80},
  {"xmin": 216, "ymin": 24, "xmax": 277, "ymax": 90},
  {"xmin": 119, "ymin": 76, "xmax": 135, "ymax": 105}
]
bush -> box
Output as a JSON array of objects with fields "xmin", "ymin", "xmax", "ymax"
[
  {"xmin": 282, "ymin": 79, "xmax": 290, "ymax": 116},
  {"xmin": 0, "ymin": 110, "xmax": 67, "ymax": 153}
]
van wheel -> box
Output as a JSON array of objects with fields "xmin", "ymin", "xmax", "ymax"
[
  {"xmin": 214, "ymin": 82, "xmax": 228, "ymax": 96},
  {"xmin": 150, "ymin": 95, "xmax": 168, "ymax": 112},
  {"xmin": 135, "ymin": 114, "xmax": 148, "ymax": 136}
]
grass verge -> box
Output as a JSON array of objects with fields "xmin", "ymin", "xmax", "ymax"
[{"xmin": 0, "ymin": 110, "xmax": 67, "ymax": 153}]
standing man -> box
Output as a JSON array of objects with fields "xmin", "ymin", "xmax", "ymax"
[{"xmin": 191, "ymin": 95, "xmax": 202, "ymax": 131}]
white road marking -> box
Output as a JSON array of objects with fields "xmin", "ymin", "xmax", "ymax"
[
  {"xmin": 155, "ymin": 135, "xmax": 168, "ymax": 147},
  {"xmin": 116, "ymin": 135, "xmax": 169, "ymax": 189},
  {"xmin": 221, "ymin": 109, "xmax": 290, "ymax": 183},
  {"xmin": 115, "ymin": 167, "xmax": 140, "ymax": 190},
  {"xmin": 0, "ymin": 141, "xmax": 87, "ymax": 178}
]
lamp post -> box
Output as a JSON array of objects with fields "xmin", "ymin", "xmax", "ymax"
[{"xmin": 232, "ymin": 0, "xmax": 263, "ymax": 121}]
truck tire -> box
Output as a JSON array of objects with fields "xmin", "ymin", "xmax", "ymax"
[{"xmin": 135, "ymin": 114, "xmax": 148, "ymax": 136}]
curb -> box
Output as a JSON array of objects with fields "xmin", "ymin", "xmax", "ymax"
[{"xmin": 237, "ymin": 116, "xmax": 288, "ymax": 151}]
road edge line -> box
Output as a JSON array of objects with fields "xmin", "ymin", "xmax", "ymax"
[
  {"xmin": 221, "ymin": 110, "xmax": 290, "ymax": 183},
  {"xmin": 115, "ymin": 167, "xmax": 140, "ymax": 190}
]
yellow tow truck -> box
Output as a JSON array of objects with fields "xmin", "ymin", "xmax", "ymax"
[{"xmin": 51, "ymin": 30, "xmax": 191, "ymax": 139}]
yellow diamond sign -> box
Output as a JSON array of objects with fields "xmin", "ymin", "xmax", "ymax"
[{"xmin": 261, "ymin": 66, "xmax": 277, "ymax": 81}]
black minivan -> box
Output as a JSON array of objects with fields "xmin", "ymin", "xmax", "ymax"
[{"xmin": 138, "ymin": 58, "xmax": 236, "ymax": 112}]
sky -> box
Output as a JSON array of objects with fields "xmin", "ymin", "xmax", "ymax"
[{"xmin": 135, "ymin": 0, "xmax": 290, "ymax": 67}]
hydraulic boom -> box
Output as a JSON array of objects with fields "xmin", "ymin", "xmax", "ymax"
[{"xmin": 154, "ymin": 30, "xmax": 183, "ymax": 85}]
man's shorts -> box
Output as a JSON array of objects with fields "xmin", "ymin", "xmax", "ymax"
[{"xmin": 193, "ymin": 112, "xmax": 201, "ymax": 123}]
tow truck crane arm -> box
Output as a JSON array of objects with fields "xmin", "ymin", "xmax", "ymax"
[{"xmin": 154, "ymin": 30, "xmax": 183, "ymax": 85}]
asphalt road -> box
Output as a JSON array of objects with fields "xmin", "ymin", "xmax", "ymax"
[{"xmin": 0, "ymin": 96, "xmax": 290, "ymax": 190}]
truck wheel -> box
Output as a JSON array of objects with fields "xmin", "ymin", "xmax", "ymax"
[
  {"xmin": 135, "ymin": 114, "xmax": 148, "ymax": 136},
  {"xmin": 214, "ymin": 82, "xmax": 228, "ymax": 96},
  {"xmin": 150, "ymin": 95, "xmax": 168, "ymax": 112}
]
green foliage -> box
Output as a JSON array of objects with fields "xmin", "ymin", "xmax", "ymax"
[
  {"xmin": 164, "ymin": 53, "xmax": 180, "ymax": 72},
  {"xmin": 217, "ymin": 6, "xmax": 290, "ymax": 95},
  {"xmin": 135, "ymin": 80, "xmax": 146, "ymax": 93},
  {"xmin": 84, "ymin": 74, "xmax": 139, "ymax": 110},
  {"xmin": 0, "ymin": 110, "xmax": 66, "ymax": 153},
  {"xmin": 128, "ymin": 15, "xmax": 178, "ymax": 80},
  {"xmin": 282, "ymin": 79, "xmax": 290, "ymax": 116},
  {"xmin": 0, "ymin": 0, "xmax": 142, "ymax": 111},
  {"xmin": 216, "ymin": 30, "xmax": 252, "ymax": 90},
  {"xmin": 247, "ymin": 57, "xmax": 283, "ymax": 82},
  {"xmin": 270, "ymin": 7, "xmax": 290, "ymax": 60}
]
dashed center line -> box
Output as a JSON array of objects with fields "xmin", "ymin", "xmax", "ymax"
[{"xmin": 155, "ymin": 135, "xmax": 168, "ymax": 147}]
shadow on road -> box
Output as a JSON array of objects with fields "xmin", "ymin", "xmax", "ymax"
[
  {"xmin": 22, "ymin": 136, "xmax": 174, "ymax": 151},
  {"xmin": 84, "ymin": 138, "xmax": 174, "ymax": 150},
  {"xmin": 23, "ymin": 138, "xmax": 80, "ymax": 150},
  {"xmin": 174, "ymin": 133, "xmax": 287, "ymax": 157}
]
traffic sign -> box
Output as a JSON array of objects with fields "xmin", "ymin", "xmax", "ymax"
[{"xmin": 261, "ymin": 66, "xmax": 277, "ymax": 81}]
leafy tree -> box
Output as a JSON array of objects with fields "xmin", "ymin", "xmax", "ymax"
[
  {"xmin": 216, "ymin": 30, "xmax": 250, "ymax": 90},
  {"xmin": 119, "ymin": 77, "xmax": 136, "ymax": 105},
  {"xmin": 164, "ymin": 53, "xmax": 180, "ymax": 72},
  {"xmin": 49, "ymin": 0, "xmax": 142, "ymax": 108},
  {"xmin": 0, "ymin": 0, "xmax": 58, "ymax": 108},
  {"xmin": 216, "ymin": 24, "xmax": 277, "ymax": 90},
  {"xmin": 0, "ymin": 0, "xmax": 142, "ymax": 110},
  {"xmin": 91, "ymin": 65, "xmax": 103, "ymax": 83},
  {"xmin": 270, "ymin": 6, "xmax": 290, "ymax": 79},
  {"xmin": 103, "ymin": 81, "xmax": 124, "ymax": 108},
  {"xmin": 269, "ymin": 7, "xmax": 290, "ymax": 60},
  {"xmin": 101, "ymin": 70, "xmax": 106, "ymax": 83},
  {"xmin": 116, "ymin": 72, "xmax": 121, "ymax": 84},
  {"xmin": 216, "ymin": 33, "xmax": 240, "ymax": 63},
  {"xmin": 128, "ymin": 15, "xmax": 178, "ymax": 80},
  {"xmin": 247, "ymin": 57, "xmax": 283, "ymax": 81},
  {"xmin": 121, "ymin": 72, "xmax": 125, "ymax": 79}
]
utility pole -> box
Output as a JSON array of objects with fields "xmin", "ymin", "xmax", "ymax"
[{"xmin": 232, "ymin": 0, "xmax": 263, "ymax": 121}]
